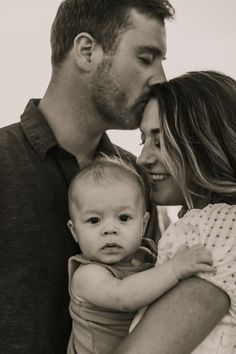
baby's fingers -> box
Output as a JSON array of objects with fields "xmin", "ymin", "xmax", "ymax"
[
  {"xmin": 194, "ymin": 264, "xmax": 216, "ymax": 273},
  {"xmin": 192, "ymin": 249, "xmax": 213, "ymax": 266}
]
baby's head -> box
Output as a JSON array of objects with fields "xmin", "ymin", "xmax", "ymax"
[{"xmin": 68, "ymin": 156, "xmax": 150, "ymax": 264}]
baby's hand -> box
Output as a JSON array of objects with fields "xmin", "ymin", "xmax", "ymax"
[{"xmin": 170, "ymin": 244, "xmax": 215, "ymax": 280}]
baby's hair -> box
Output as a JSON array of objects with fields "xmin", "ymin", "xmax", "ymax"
[
  {"xmin": 151, "ymin": 70, "xmax": 236, "ymax": 208},
  {"xmin": 68, "ymin": 155, "xmax": 147, "ymax": 218}
]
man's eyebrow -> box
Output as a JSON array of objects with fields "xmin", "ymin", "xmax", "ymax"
[{"xmin": 137, "ymin": 46, "xmax": 165, "ymax": 57}]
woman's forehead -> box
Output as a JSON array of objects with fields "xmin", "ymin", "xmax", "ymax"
[{"xmin": 140, "ymin": 98, "xmax": 160, "ymax": 134}]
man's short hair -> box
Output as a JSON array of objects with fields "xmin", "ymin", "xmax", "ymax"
[{"xmin": 51, "ymin": 0, "xmax": 174, "ymax": 67}]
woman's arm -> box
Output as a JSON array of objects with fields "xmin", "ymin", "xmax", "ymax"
[{"xmin": 113, "ymin": 277, "xmax": 230, "ymax": 354}]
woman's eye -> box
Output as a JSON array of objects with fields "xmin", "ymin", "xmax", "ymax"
[
  {"xmin": 119, "ymin": 215, "xmax": 131, "ymax": 222},
  {"xmin": 155, "ymin": 134, "xmax": 161, "ymax": 148},
  {"xmin": 87, "ymin": 217, "xmax": 100, "ymax": 224}
]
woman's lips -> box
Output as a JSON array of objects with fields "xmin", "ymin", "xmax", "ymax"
[{"xmin": 149, "ymin": 173, "xmax": 170, "ymax": 182}]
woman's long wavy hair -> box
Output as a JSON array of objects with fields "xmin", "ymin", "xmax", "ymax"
[{"xmin": 151, "ymin": 71, "xmax": 236, "ymax": 209}]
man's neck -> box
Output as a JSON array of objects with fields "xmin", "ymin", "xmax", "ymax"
[{"xmin": 38, "ymin": 82, "xmax": 108, "ymax": 163}]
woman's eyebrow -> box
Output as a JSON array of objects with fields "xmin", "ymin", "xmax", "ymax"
[
  {"xmin": 140, "ymin": 128, "xmax": 160, "ymax": 135},
  {"xmin": 152, "ymin": 128, "xmax": 160, "ymax": 134}
]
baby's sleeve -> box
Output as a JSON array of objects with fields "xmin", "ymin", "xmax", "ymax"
[{"xmin": 156, "ymin": 221, "xmax": 181, "ymax": 265}]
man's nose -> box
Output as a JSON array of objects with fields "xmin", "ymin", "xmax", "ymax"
[{"xmin": 147, "ymin": 65, "xmax": 166, "ymax": 88}]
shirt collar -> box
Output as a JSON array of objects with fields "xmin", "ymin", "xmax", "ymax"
[
  {"xmin": 21, "ymin": 99, "xmax": 58, "ymax": 160},
  {"xmin": 96, "ymin": 132, "xmax": 120, "ymax": 156},
  {"xmin": 21, "ymin": 99, "xmax": 119, "ymax": 161}
]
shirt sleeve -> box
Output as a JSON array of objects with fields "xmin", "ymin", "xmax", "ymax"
[
  {"xmin": 195, "ymin": 204, "xmax": 236, "ymax": 322},
  {"xmin": 157, "ymin": 203, "xmax": 236, "ymax": 323}
]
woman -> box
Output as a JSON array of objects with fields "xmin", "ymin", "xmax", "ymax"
[{"xmin": 114, "ymin": 71, "xmax": 236, "ymax": 353}]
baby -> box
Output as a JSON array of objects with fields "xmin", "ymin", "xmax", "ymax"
[{"xmin": 67, "ymin": 156, "xmax": 214, "ymax": 354}]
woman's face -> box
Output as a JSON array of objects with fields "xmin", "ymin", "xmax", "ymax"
[{"xmin": 138, "ymin": 98, "xmax": 185, "ymax": 206}]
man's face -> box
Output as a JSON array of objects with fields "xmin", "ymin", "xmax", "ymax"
[{"xmin": 91, "ymin": 9, "xmax": 167, "ymax": 130}]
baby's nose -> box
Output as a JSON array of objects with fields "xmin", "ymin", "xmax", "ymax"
[{"xmin": 103, "ymin": 228, "xmax": 118, "ymax": 236}]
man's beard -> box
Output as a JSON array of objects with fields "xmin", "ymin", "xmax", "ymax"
[{"xmin": 91, "ymin": 57, "xmax": 149, "ymax": 130}]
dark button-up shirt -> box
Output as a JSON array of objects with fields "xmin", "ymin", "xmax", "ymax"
[{"xmin": 0, "ymin": 99, "xmax": 157, "ymax": 354}]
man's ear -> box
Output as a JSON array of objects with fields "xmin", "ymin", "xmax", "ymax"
[
  {"xmin": 142, "ymin": 211, "xmax": 150, "ymax": 236},
  {"xmin": 67, "ymin": 219, "xmax": 78, "ymax": 243},
  {"xmin": 73, "ymin": 32, "xmax": 103, "ymax": 72}
]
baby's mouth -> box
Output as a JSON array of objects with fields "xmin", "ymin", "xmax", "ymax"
[
  {"xmin": 101, "ymin": 242, "xmax": 123, "ymax": 253},
  {"xmin": 102, "ymin": 242, "xmax": 121, "ymax": 249}
]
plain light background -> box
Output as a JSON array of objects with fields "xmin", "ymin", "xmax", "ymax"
[{"xmin": 0, "ymin": 0, "xmax": 236, "ymax": 157}]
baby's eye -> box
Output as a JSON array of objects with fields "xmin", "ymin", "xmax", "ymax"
[
  {"xmin": 119, "ymin": 214, "xmax": 132, "ymax": 222},
  {"xmin": 87, "ymin": 217, "xmax": 100, "ymax": 224}
]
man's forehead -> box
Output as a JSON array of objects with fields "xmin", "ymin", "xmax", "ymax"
[
  {"xmin": 122, "ymin": 9, "xmax": 166, "ymax": 52},
  {"xmin": 129, "ymin": 8, "xmax": 166, "ymax": 31}
]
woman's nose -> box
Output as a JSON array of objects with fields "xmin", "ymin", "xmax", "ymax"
[{"xmin": 137, "ymin": 143, "xmax": 157, "ymax": 167}]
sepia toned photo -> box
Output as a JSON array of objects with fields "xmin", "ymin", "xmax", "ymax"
[{"xmin": 0, "ymin": 1, "xmax": 236, "ymax": 353}]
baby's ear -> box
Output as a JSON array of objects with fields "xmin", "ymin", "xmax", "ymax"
[
  {"xmin": 142, "ymin": 211, "xmax": 150, "ymax": 235},
  {"xmin": 67, "ymin": 220, "xmax": 78, "ymax": 243}
]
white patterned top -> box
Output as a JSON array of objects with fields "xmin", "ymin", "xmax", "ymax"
[{"xmin": 157, "ymin": 203, "xmax": 236, "ymax": 354}]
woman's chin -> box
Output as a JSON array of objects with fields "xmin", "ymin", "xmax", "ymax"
[{"xmin": 150, "ymin": 179, "xmax": 184, "ymax": 206}]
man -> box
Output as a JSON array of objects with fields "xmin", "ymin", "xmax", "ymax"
[{"xmin": 0, "ymin": 1, "xmax": 174, "ymax": 353}]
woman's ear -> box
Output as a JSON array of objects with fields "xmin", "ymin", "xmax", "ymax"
[
  {"xmin": 73, "ymin": 32, "xmax": 103, "ymax": 72},
  {"xmin": 67, "ymin": 219, "xmax": 78, "ymax": 243},
  {"xmin": 142, "ymin": 211, "xmax": 150, "ymax": 236}
]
